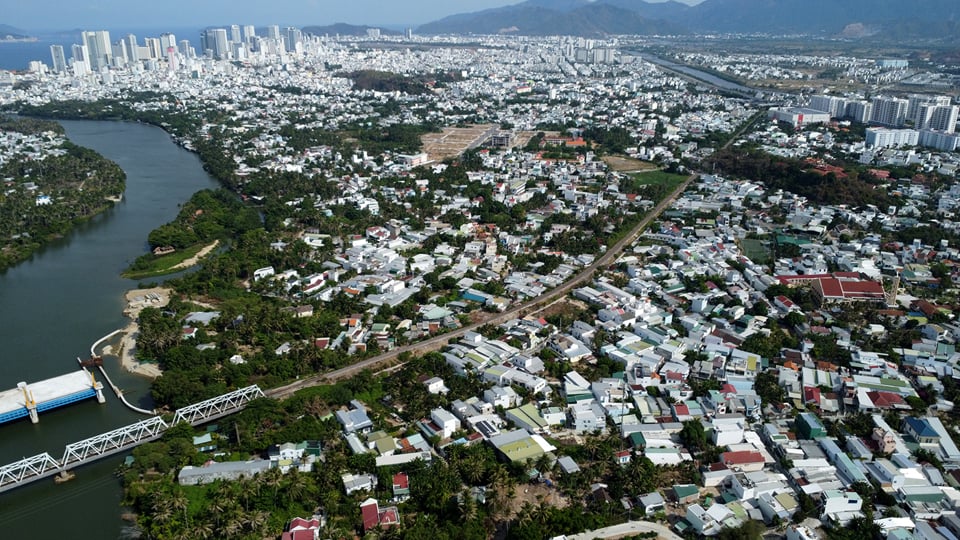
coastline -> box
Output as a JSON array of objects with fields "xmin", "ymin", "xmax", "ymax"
[{"xmin": 102, "ymin": 287, "xmax": 173, "ymax": 379}]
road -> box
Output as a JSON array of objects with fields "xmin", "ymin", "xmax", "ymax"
[
  {"xmin": 565, "ymin": 520, "xmax": 683, "ymax": 540},
  {"xmin": 267, "ymin": 113, "xmax": 764, "ymax": 399}
]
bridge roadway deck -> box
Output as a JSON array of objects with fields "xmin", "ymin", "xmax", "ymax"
[{"xmin": 0, "ymin": 371, "xmax": 97, "ymax": 424}]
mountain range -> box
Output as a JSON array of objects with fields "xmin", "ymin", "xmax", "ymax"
[
  {"xmin": 0, "ymin": 24, "xmax": 33, "ymax": 40},
  {"xmin": 416, "ymin": 0, "xmax": 960, "ymax": 39}
]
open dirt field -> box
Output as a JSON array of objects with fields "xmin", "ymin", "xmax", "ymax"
[
  {"xmin": 602, "ymin": 155, "xmax": 658, "ymax": 173},
  {"xmin": 421, "ymin": 124, "xmax": 498, "ymax": 161}
]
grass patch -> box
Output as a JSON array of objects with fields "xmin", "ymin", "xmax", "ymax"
[
  {"xmin": 181, "ymin": 484, "xmax": 216, "ymax": 517},
  {"xmin": 122, "ymin": 242, "xmax": 208, "ymax": 279},
  {"xmin": 740, "ymin": 238, "xmax": 772, "ymax": 264},
  {"xmin": 629, "ymin": 170, "xmax": 689, "ymax": 188}
]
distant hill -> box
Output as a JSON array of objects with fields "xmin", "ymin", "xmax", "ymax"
[
  {"xmin": 418, "ymin": 3, "xmax": 681, "ymax": 37},
  {"xmin": 417, "ymin": 0, "xmax": 960, "ymax": 40},
  {"xmin": 302, "ymin": 23, "xmax": 398, "ymax": 37},
  {"xmin": 0, "ymin": 24, "xmax": 33, "ymax": 40}
]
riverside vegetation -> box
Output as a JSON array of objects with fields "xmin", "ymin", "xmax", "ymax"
[{"xmin": 0, "ymin": 117, "xmax": 124, "ymax": 270}]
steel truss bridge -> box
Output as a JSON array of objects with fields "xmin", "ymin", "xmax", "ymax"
[{"xmin": 0, "ymin": 385, "xmax": 264, "ymax": 493}]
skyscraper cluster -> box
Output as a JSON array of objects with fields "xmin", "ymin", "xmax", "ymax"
[{"xmin": 48, "ymin": 25, "xmax": 309, "ymax": 77}]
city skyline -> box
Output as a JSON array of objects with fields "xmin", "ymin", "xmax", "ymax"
[{"xmin": 3, "ymin": 0, "xmax": 704, "ymax": 31}]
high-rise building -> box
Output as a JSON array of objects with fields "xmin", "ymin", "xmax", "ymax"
[
  {"xmin": 82, "ymin": 30, "xmax": 112, "ymax": 71},
  {"xmin": 178, "ymin": 39, "xmax": 194, "ymax": 58},
  {"xmin": 159, "ymin": 33, "xmax": 177, "ymax": 51},
  {"xmin": 111, "ymin": 39, "xmax": 129, "ymax": 66},
  {"xmin": 919, "ymin": 130, "xmax": 960, "ymax": 152},
  {"xmin": 870, "ymin": 96, "xmax": 908, "ymax": 127},
  {"xmin": 144, "ymin": 37, "xmax": 162, "ymax": 59},
  {"xmin": 230, "ymin": 25, "xmax": 241, "ymax": 44},
  {"xmin": 866, "ymin": 127, "xmax": 919, "ymax": 148},
  {"xmin": 808, "ymin": 95, "xmax": 846, "ymax": 118},
  {"xmin": 284, "ymin": 27, "xmax": 302, "ymax": 53},
  {"xmin": 907, "ymin": 94, "xmax": 950, "ymax": 123},
  {"xmin": 50, "ymin": 44, "xmax": 67, "ymax": 73},
  {"xmin": 927, "ymin": 105, "xmax": 959, "ymax": 133},
  {"xmin": 845, "ymin": 101, "xmax": 872, "ymax": 124},
  {"xmin": 166, "ymin": 46, "xmax": 179, "ymax": 72},
  {"xmin": 125, "ymin": 34, "xmax": 140, "ymax": 62},
  {"xmin": 243, "ymin": 25, "xmax": 256, "ymax": 42},
  {"xmin": 204, "ymin": 28, "xmax": 230, "ymax": 59},
  {"xmin": 71, "ymin": 44, "xmax": 89, "ymax": 76},
  {"xmin": 266, "ymin": 25, "xmax": 281, "ymax": 40}
]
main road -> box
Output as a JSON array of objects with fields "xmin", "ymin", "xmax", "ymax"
[
  {"xmin": 267, "ymin": 113, "xmax": 766, "ymax": 399},
  {"xmin": 565, "ymin": 519, "xmax": 684, "ymax": 540}
]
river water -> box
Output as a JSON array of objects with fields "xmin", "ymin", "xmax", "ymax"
[
  {"xmin": 0, "ymin": 120, "xmax": 218, "ymax": 538},
  {"xmin": 638, "ymin": 52, "xmax": 761, "ymax": 95}
]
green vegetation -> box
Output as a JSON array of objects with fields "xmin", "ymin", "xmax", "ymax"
[
  {"xmin": 123, "ymin": 189, "xmax": 259, "ymax": 277},
  {"xmin": 0, "ymin": 117, "xmax": 125, "ymax": 270},
  {"xmin": 620, "ymin": 170, "xmax": 688, "ymax": 201},
  {"xmin": 122, "ymin": 242, "xmax": 213, "ymax": 280},
  {"xmin": 343, "ymin": 70, "xmax": 432, "ymax": 95},
  {"xmin": 707, "ymin": 146, "xmax": 895, "ymax": 208}
]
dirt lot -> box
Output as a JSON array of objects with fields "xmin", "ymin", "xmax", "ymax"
[
  {"xmin": 602, "ymin": 155, "xmax": 658, "ymax": 173},
  {"xmin": 538, "ymin": 298, "xmax": 589, "ymax": 320},
  {"xmin": 507, "ymin": 482, "xmax": 570, "ymax": 518},
  {"xmin": 421, "ymin": 124, "xmax": 498, "ymax": 161}
]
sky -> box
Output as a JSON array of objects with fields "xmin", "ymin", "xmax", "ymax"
[{"xmin": 2, "ymin": 0, "xmax": 703, "ymax": 32}]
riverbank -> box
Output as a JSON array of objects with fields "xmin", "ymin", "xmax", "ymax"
[
  {"xmin": 121, "ymin": 239, "xmax": 220, "ymax": 279},
  {"xmin": 102, "ymin": 287, "xmax": 173, "ymax": 379}
]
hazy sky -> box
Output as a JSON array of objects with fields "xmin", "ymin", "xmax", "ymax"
[{"xmin": 3, "ymin": 0, "xmax": 703, "ymax": 31}]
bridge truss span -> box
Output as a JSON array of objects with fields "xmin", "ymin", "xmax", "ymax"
[
  {"xmin": 0, "ymin": 453, "xmax": 61, "ymax": 492},
  {"xmin": 172, "ymin": 385, "xmax": 264, "ymax": 426},
  {"xmin": 61, "ymin": 416, "xmax": 169, "ymax": 466}
]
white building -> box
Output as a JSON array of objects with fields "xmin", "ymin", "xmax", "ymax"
[{"xmin": 866, "ymin": 127, "xmax": 919, "ymax": 148}]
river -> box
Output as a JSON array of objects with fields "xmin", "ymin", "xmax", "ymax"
[
  {"xmin": 637, "ymin": 52, "xmax": 762, "ymax": 96},
  {"xmin": 0, "ymin": 120, "xmax": 219, "ymax": 539}
]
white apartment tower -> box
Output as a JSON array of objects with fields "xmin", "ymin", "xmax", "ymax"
[
  {"xmin": 808, "ymin": 95, "xmax": 846, "ymax": 118},
  {"xmin": 907, "ymin": 94, "xmax": 951, "ymax": 123},
  {"xmin": 927, "ymin": 105, "xmax": 959, "ymax": 133},
  {"xmin": 845, "ymin": 101, "xmax": 873, "ymax": 123},
  {"xmin": 870, "ymin": 96, "xmax": 908, "ymax": 127},
  {"xmin": 125, "ymin": 34, "xmax": 139, "ymax": 62},
  {"xmin": 49, "ymin": 45, "xmax": 67, "ymax": 73},
  {"xmin": 82, "ymin": 30, "xmax": 112, "ymax": 71}
]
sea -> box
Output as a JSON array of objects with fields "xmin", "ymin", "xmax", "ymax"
[{"xmin": 0, "ymin": 28, "xmax": 202, "ymax": 71}]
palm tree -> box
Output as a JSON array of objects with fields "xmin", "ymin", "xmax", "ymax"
[{"xmin": 169, "ymin": 491, "xmax": 189, "ymax": 526}]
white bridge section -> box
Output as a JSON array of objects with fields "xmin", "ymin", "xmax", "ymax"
[
  {"xmin": 0, "ymin": 385, "xmax": 265, "ymax": 494},
  {"xmin": 0, "ymin": 453, "xmax": 61, "ymax": 492},
  {"xmin": 61, "ymin": 416, "xmax": 169, "ymax": 466},
  {"xmin": 172, "ymin": 385, "xmax": 265, "ymax": 426}
]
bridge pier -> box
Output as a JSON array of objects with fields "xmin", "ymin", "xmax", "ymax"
[{"xmin": 17, "ymin": 382, "xmax": 39, "ymax": 424}]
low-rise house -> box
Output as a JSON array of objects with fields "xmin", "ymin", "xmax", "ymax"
[
  {"xmin": 342, "ymin": 472, "xmax": 378, "ymax": 495},
  {"xmin": 392, "ymin": 472, "xmax": 410, "ymax": 501},
  {"xmin": 178, "ymin": 460, "xmax": 272, "ymax": 485},
  {"xmin": 336, "ymin": 400, "xmax": 374, "ymax": 434},
  {"xmin": 360, "ymin": 498, "xmax": 400, "ymax": 533}
]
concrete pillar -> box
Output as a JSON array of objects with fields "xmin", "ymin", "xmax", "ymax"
[{"xmin": 18, "ymin": 382, "xmax": 39, "ymax": 424}]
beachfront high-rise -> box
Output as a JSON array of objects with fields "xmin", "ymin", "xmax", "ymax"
[
  {"xmin": 82, "ymin": 30, "xmax": 112, "ymax": 71},
  {"xmin": 49, "ymin": 45, "xmax": 67, "ymax": 73}
]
